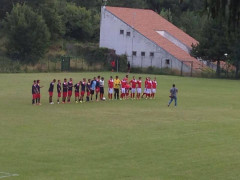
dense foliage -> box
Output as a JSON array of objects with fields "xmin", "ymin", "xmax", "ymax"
[
  {"xmin": 3, "ymin": 3, "xmax": 50, "ymax": 63},
  {"xmin": 0, "ymin": 0, "xmax": 239, "ymax": 77}
]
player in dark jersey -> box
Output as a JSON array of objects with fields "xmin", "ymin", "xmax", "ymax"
[
  {"xmin": 32, "ymin": 80, "xmax": 38, "ymax": 105},
  {"xmin": 48, "ymin": 79, "xmax": 56, "ymax": 104},
  {"xmin": 62, "ymin": 78, "xmax": 68, "ymax": 103},
  {"xmin": 95, "ymin": 75, "xmax": 100, "ymax": 101},
  {"xmin": 80, "ymin": 78, "xmax": 86, "ymax": 103},
  {"xmin": 67, "ymin": 78, "xmax": 73, "ymax": 103},
  {"xmin": 74, "ymin": 81, "xmax": 80, "ymax": 103},
  {"xmin": 36, "ymin": 80, "xmax": 44, "ymax": 105},
  {"xmin": 100, "ymin": 77, "xmax": 104, "ymax": 100},
  {"xmin": 57, "ymin": 80, "xmax": 61, "ymax": 104},
  {"xmin": 86, "ymin": 79, "xmax": 91, "ymax": 102}
]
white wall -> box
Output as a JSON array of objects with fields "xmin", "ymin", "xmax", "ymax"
[{"xmin": 100, "ymin": 7, "xmax": 191, "ymax": 73}]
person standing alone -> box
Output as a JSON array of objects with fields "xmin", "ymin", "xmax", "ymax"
[{"xmin": 168, "ymin": 84, "xmax": 178, "ymax": 107}]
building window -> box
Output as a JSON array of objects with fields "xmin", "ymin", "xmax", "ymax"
[
  {"xmin": 166, "ymin": 59, "xmax": 170, "ymax": 65},
  {"xmin": 132, "ymin": 51, "xmax": 137, "ymax": 56},
  {"xmin": 150, "ymin": 52, "xmax": 154, "ymax": 57},
  {"xmin": 141, "ymin": 52, "xmax": 145, "ymax": 56},
  {"xmin": 126, "ymin": 32, "xmax": 131, "ymax": 36},
  {"xmin": 120, "ymin": 30, "xmax": 124, "ymax": 35}
]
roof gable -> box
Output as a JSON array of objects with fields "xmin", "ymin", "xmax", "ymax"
[{"xmin": 105, "ymin": 6, "xmax": 201, "ymax": 67}]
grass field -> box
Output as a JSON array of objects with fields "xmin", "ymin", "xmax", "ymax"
[{"xmin": 0, "ymin": 72, "xmax": 240, "ymax": 180}]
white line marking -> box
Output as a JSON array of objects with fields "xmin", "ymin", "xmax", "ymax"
[{"xmin": 0, "ymin": 172, "xmax": 19, "ymax": 179}]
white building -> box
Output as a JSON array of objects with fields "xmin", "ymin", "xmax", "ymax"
[{"xmin": 100, "ymin": 6, "xmax": 205, "ymax": 73}]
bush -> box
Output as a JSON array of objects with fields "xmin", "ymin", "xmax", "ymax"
[
  {"xmin": 0, "ymin": 56, "xmax": 21, "ymax": 72},
  {"xmin": 118, "ymin": 55, "xmax": 128, "ymax": 72},
  {"xmin": 67, "ymin": 43, "xmax": 127, "ymax": 71},
  {"xmin": 131, "ymin": 66, "xmax": 176, "ymax": 75}
]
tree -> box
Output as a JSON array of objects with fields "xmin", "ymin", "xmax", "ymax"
[
  {"xmin": 232, "ymin": 39, "xmax": 240, "ymax": 78},
  {"xmin": 39, "ymin": 0, "xmax": 65, "ymax": 40},
  {"xmin": 108, "ymin": 0, "xmax": 148, "ymax": 9},
  {"xmin": 204, "ymin": 0, "xmax": 240, "ymax": 28},
  {"xmin": 160, "ymin": 8, "xmax": 173, "ymax": 23},
  {"xmin": 3, "ymin": 3, "xmax": 50, "ymax": 63},
  {"xmin": 228, "ymin": 32, "xmax": 240, "ymax": 78},
  {"xmin": 177, "ymin": 11, "xmax": 208, "ymax": 40},
  {"xmin": 191, "ymin": 19, "xmax": 229, "ymax": 76},
  {"xmin": 60, "ymin": 3, "xmax": 94, "ymax": 41},
  {"xmin": 68, "ymin": 0, "xmax": 102, "ymax": 10},
  {"xmin": 0, "ymin": 0, "xmax": 46, "ymax": 19},
  {"xmin": 179, "ymin": 0, "xmax": 240, "ymax": 28}
]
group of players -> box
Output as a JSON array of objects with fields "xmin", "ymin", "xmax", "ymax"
[{"xmin": 31, "ymin": 75, "xmax": 157, "ymax": 105}]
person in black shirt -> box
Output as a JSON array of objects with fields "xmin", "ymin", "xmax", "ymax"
[
  {"xmin": 80, "ymin": 78, "xmax": 86, "ymax": 103},
  {"xmin": 86, "ymin": 79, "xmax": 91, "ymax": 102},
  {"xmin": 62, "ymin": 78, "xmax": 68, "ymax": 103},
  {"xmin": 57, "ymin": 80, "xmax": 61, "ymax": 104},
  {"xmin": 32, "ymin": 80, "xmax": 37, "ymax": 105},
  {"xmin": 67, "ymin": 78, "xmax": 73, "ymax": 103},
  {"xmin": 36, "ymin": 80, "xmax": 44, "ymax": 105},
  {"xmin": 74, "ymin": 81, "xmax": 80, "ymax": 103},
  {"xmin": 100, "ymin": 77, "xmax": 104, "ymax": 100},
  {"xmin": 48, "ymin": 79, "xmax": 56, "ymax": 104}
]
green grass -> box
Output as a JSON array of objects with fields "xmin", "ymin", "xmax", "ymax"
[{"xmin": 0, "ymin": 72, "xmax": 240, "ymax": 180}]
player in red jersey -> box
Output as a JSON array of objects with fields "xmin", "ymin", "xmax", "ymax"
[
  {"xmin": 108, "ymin": 76, "xmax": 114, "ymax": 100},
  {"xmin": 125, "ymin": 74, "xmax": 129, "ymax": 82},
  {"xmin": 136, "ymin": 77, "xmax": 142, "ymax": 100},
  {"xmin": 141, "ymin": 77, "xmax": 148, "ymax": 98},
  {"xmin": 48, "ymin": 79, "xmax": 56, "ymax": 104},
  {"xmin": 32, "ymin": 80, "xmax": 38, "ymax": 105},
  {"xmin": 130, "ymin": 76, "xmax": 137, "ymax": 99},
  {"xmin": 146, "ymin": 77, "xmax": 152, "ymax": 99},
  {"xmin": 57, "ymin": 80, "xmax": 61, "ymax": 104},
  {"xmin": 80, "ymin": 78, "xmax": 86, "ymax": 103},
  {"xmin": 67, "ymin": 78, "xmax": 73, "ymax": 103},
  {"xmin": 62, "ymin": 78, "xmax": 68, "ymax": 103},
  {"xmin": 74, "ymin": 81, "xmax": 80, "ymax": 103},
  {"xmin": 120, "ymin": 78, "xmax": 127, "ymax": 100},
  {"xmin": 125, "ymin": 83, "xmax": 130, "ymax": 99},
  {"xmin": 151, "ymin": 77, "xmax": 157, "ymax": 99}
]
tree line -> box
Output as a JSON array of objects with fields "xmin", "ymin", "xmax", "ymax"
[{"xmin": 0, "ymin": 0, "xmax": 239, "ymax": 77}]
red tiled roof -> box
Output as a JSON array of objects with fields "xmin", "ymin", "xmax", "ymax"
[{"xmin": 106, "ymin": 6, "xmax": 204, "ymax": 70}]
